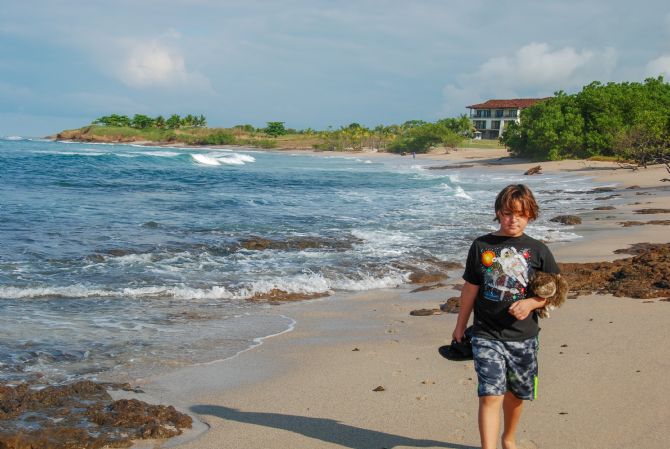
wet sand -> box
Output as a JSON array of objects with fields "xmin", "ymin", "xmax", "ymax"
[{"xmin": 141, "ymin": 148, "xmax": 670, "ymax": 449}]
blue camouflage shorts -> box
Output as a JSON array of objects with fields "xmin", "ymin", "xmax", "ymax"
[{"xmin": 471, "ymin": 336, "xmax": 539, "ymax": 400}]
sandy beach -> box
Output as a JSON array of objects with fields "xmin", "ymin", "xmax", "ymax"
[{"xmin": 140, "ymin": 147, "xmax": 670, "ymax": 449}]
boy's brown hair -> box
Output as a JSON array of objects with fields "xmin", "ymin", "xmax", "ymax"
[{"xmin": 494, "ymin": 184, "xmax": 539, "ymax": 222}]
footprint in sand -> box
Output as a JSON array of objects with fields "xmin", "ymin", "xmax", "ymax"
[
  {"xmin": 448, "ymin": 428, "xmax": 465, "ymax": 441},
  {"xmin": 453, "ymin": 410, "xmax": 468, "ymax": 419},
  {"xmin": 458, "ymin": 377, "xmax": 475, "ymax": 386},
  {"xmin": 518, "ymin": 439, "xmax": 539, "ymax": 449}
]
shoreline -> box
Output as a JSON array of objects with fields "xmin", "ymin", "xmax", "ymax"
[{"xmin": 131, "ymin": 147, "xmax": 670, "ymax": 448}]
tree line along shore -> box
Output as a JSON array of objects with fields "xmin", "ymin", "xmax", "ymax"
[{"xmin": 53, "ymin": 77, "xmax": 670, "ymax": 164}]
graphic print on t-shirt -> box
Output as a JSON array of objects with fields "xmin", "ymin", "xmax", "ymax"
[{"xmin": 480, "ymin": 247, "xmax": 531, "ymax": 302}]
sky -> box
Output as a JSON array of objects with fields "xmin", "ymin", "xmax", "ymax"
[{"xmin": 1, "ymin": 0, "xmax": 670, "ymax": 137}]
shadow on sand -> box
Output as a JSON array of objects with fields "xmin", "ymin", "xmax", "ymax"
[{"xmin": 191, "ymin": 404, "xmax": 478, "ymax": 449}]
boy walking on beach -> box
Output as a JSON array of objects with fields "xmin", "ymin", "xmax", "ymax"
[{"xmin": 452, "ymin": 184, "xmax": 559, "ymax": 449}]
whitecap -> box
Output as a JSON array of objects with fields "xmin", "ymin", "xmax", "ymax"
[
  {"xmin": 192, "ymin": 154, "xmax": 221, "ymax": 166},
  {"xmin": 217, "ymin": 153, "xmax": 256, "ymax": 165},
  {"xmin": 58, "ymin": 151, "xmax": 107, "ymax": 156},
  {"xmin": 453, "ymin": 186, "xmax": 473, "ymax": 200},
  {"xmin": 134, "ymin": 151, "xmax": 180, "ymax": 157},
  {"xmin": 2, "ymin": 135, "xmax": 24, "ymax": 141}
]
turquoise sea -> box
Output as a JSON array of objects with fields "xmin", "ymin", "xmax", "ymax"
[{"xmin": 0, "ymin": 137, "xmax": 602, "ymax": 384}]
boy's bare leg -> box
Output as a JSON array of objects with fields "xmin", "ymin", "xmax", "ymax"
[
  {"xmin": 501, "ymin": 392, "xmax": 524, "ymax": 449},
  {"xmin": 478, "ymin": 395, "xmax": 504, "ymax": 449}
]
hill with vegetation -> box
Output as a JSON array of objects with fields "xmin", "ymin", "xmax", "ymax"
[{"xmin": 53, "ymin": 114, "xmax": 477, "ymax": 153}]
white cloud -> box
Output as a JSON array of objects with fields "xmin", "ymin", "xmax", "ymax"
[
  {"xmin": 442, "ymin": 42, "xmax": 617, "ymax": 115},
  {"xmin": 646, "ymin": 55, "xmax": 670, "ymax": 78},
  {"xmin": 115, "ymin": 39, "xmax": 211, "ymax": 89}
]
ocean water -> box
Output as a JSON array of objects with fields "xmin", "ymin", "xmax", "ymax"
[{"xmin": 0, "ymin": 137, "xmax": 604, "ymax": 384}]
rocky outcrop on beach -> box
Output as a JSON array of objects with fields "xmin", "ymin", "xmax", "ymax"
[
  {"xmin": 550, "ymin": 215, "xmax": 582, "ymax": 225},
  {"xmin": 559, "ymin": 243, "xmax": 670, "ymax": 299},
  {"xmin": 0, "ymin": 380, "xmax": 192, "ymax": 449},
  {"xmin": 619, "ymin": 220, "xmax": 670, "ymax": 227}
]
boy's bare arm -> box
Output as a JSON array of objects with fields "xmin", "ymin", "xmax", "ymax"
[
  {"xmin": 508, "ymin": 297, "xmax": 547, "ymax": 321},
  {"xmin": 452, "ymin": 281, "xmax": 479, "ymax": 342}
]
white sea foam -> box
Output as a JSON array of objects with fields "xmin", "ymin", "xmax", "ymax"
[
  {"xmin": 453, "ymin": 186, "xmax": 473, "ymax": 200},
  {"xmin": 351, "ymin": 229, "xmax": 412, "ymax": 246},
  {"xmin": 192, "ymin": 154, "xmax": 221, "ymax": 165},
  {"xmin": 58, "ymin": 151, "xmax": 108, "ymax": 156},
  {"xmin": 191, "ymin": 152, "xmax": 256, "ymax": 166},
  {"xmin": 135, "ymin": 151, "xmax": 180, "ymax": 157},
  {"xmin": 332, "ymin": 272, "xmax": 407, "ymax": 290},
  {"xmin": 3, "ymin": 136, "xmax": 24, "ymax": 141},
  {"xmin": 217, "ymin": 155, "xmax": 245, "ymax": 165},
  {"xmin": 0, "ymin": 268, "xmax": 411, "ymax": 301},
  {"xmin": 529, "ymin": 226, "xmax": 583, "ymax": 243},
  {"xmin": 218, "ymin": 153, "xmax": 256, "ymax": 165}
]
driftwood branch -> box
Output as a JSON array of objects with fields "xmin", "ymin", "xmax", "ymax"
[
  {"xmin": 616, "ymin": 162, "xmax": 639, "ymax": 171},
  {"xmin": 524, "ymin": 165, "xmax": 542, "ymax": 175}
]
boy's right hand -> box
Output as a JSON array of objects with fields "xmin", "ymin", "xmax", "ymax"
[{"xmin": 452, "ymin": 326, "xmax": 465, "ymax": 343}]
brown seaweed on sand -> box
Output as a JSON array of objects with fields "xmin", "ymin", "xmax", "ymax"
[
  {"xmin": 0, "ymin": 381, "xmax": 192, "ymax": 449},
  {"xmin": 559, "ymin": 243, "xmax": 670, "ymax": 299}
]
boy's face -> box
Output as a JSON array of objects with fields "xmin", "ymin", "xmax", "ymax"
[{"xmin": 496, "ymin": 201, "xmax": 530, "ymax": 237}]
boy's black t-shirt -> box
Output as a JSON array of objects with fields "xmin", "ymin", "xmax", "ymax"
[{"xmin": 463, "ymin": 233, "xmax": 560, "ymax": 341}]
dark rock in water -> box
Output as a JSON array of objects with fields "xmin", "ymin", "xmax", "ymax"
[
  {"xmin": 524, "ymin": 165, "xmax": 542, "ymax": 175},
  {"xmin": 249, "ymin": 288, "xmax": 330, "ymax": 302},
  {"xmin": 593, "ymin": 206, "xmax": 616, "ymax": 211},
  {"xmin": 626, "ymin": 185, "xmax": 640, "ymax": 189},
  {"xmin": 550, "ymin": 215, "xmax": 582, "ymax": 225},
  {"xmin": 410, "ymin": 283, "xmax": 446, "ymax": 293},
  {"xmin": 86, "ymin": 254, "xmax": 106, "ymax": 263},
  {"xmin": 594, "ymin": 194, "xmax": 620, "ymax": 200},
  {"xmin": 239, "ymin": 235, "xmax": 361, "ymax": 252},
  {"xmin": 440, "ymin": 296, "xmax": 460, "ymax": 314},
  {"xmin": 409, "ymin": 308, "xmax": 441, "ymax": 316},
  {"xmin": 393, "ymin": 257, "xmax": 461, "ymax": 284},
  {"xmin": 425, "ymin": 164, "xmax": 474, "ymax": 170},
  {"xmin": 559, "ymin": 243, "xmax": 670, "ymax": 299},
  {"xmin": 634, "ymin": 208, "xmax": 670, "ymax": 214},
  {"xmin": 408, "ymin": 271, "xmax": 448, "ymax": 284},
  {"xmin": 0, "ymin": 380, "xmax": 192, "ymax": 449},
  {"xmin": 591, "ymin": 187, "xmax": 616, "ymax": 193},
  {"xmin": 105, "ymin": 248, "xmax": 138, "ymax": 257},
  {"xmin": 141, "ymin": 221, "xmax": 161, "ymax": 229}
]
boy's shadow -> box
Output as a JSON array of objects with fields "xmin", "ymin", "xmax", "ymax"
[{"xmin": 191, "ymin": 404, "xmax": 478, "ymax": 449}]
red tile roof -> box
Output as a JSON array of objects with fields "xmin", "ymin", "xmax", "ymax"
[{"xmin": 466, "ymin": 98, "xmax": 550, "ymax": 109}]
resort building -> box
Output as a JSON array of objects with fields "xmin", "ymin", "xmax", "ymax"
[{"xmin": 467, "ymin": 98, "xmax": 548, "ymax": 140}]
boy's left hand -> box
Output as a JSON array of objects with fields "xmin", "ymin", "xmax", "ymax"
[{"xmin": 508, "ymin": 299, "xmax": 535, "ymax": 321}]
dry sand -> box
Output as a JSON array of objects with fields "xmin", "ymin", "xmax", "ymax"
[{"xmin": 140, "ymin": 147, "xmax": 670, "ymax": 449}]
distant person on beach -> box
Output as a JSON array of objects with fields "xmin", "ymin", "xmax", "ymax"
[{"xmin": 452, "ymin": 184, "xmax": 560, "ymax": 449}]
